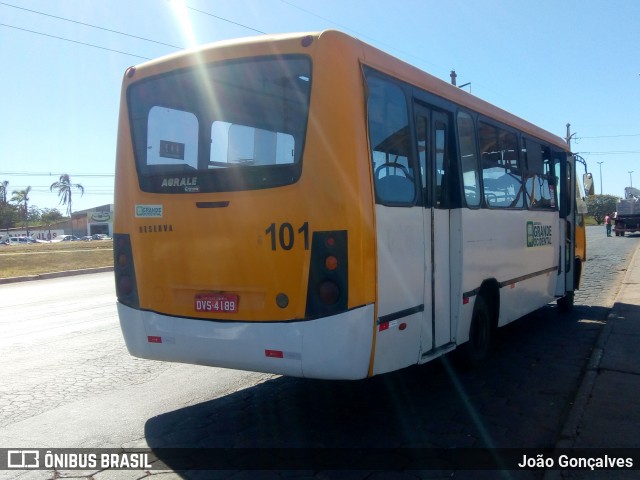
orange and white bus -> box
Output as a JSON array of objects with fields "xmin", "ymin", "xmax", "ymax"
[{"xmin": 114, "ymin": 30, "xmax": 591, "ymax": 380}]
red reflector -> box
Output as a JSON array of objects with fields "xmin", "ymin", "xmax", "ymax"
[
  {"xmin": 148, "ymin": 336, "xmax": 162, "ymax": 343},
  {"xmin": 325, "ymin": 255, "xmax": 338, "ymax": 271},
  {"xmin": 265, "ymin": 349, "xmax": 284, "ymax": 358},
  {"xmin": 399, "ymin": 322, "xmax": 407, "ymax": 331},
  {"xmin": 379, "ymin": 322, "xmax": 389, "ymax": 332}
]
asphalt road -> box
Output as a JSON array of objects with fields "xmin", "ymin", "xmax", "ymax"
[{"xmin": 0, "ymin": 226, "xmax": 638, "ymax": 479}]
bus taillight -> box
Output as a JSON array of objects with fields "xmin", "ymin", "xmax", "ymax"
[
  {"xmin": 318, "ymin": 280, "xmax": 340, "ymax": 305},
  {"xmin": 113, "ymin": 233, "xmax": 139, "ymax": 309},
  {"xmin": 305, "ymin": 231, "xmax": 348, "ymax": 318}
]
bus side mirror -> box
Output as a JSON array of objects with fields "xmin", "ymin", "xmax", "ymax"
[{"xmin": 583, "ymin": 173, "xmax": 594, "ymax": 196}]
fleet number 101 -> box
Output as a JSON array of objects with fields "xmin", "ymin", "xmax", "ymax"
[{"xmin": 265, "ymin": 222, "xmax": 309, "ymax": 251}]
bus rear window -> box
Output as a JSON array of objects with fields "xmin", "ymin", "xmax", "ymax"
[
  {"xmin": 210, "ymin": 122, "xmax": 295, "ymax": 167},
  {"xmin": 127, "ymin": 56, "xmax": 311, "ymax": 193}
]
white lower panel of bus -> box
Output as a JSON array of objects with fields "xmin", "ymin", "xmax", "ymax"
[{"xmin": 117, "ymin": 303, "xmax": 375, "ymax": 380}]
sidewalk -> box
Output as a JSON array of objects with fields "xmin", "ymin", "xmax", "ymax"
[{"xmin": 546, "ymin": 244, "xmax": 640, "ymax": 478}]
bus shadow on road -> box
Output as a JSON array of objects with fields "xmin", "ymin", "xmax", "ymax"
[{"xmin": 143, "ymin": 302, "xmax": 610, "ymax": 473}]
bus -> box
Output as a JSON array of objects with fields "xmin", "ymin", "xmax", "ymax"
[{"xmin": 114, "ymin": 30, "xmax": 592, "ymax": 380}]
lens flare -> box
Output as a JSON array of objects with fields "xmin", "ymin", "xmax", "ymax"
[{"xmin": 169, "ymin": 0, "xmax": 198, "ymax": 48}]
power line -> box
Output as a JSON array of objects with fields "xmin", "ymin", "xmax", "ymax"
[
  {"xmin": 579, "ymin": 151, "xmax": 640, "ymax": 155},
  {"xmin": 278, "ymin": 0, "xmax": 447, "ymax": 73},
  {"xmin": 0, "ymin": 2, "xmax": 183, "ymax": 49},
  {"xmin": 1, "ymin": 2, "xmax": 269, "ymax": 62},
  {"xmin": 24, "ymin": 188, "xmax": 114, "ymax": 194},
  {"xmin": 576, "ymin": 134, "xmax": 640, "ymax": 139},
  {"xmin": 182, "ymin": 4, "xmax": 266, "ymax": 34},
  {"xmin": 0, "ymin": 23, "xmax": 151, "ymax": 60},
  {"xmin": 3, "ymin": 171, "xmax": 114, "ymax": 177},
  {"xmin": 278, "ymin": 0, "xmax": 354, "ymax": 35}
]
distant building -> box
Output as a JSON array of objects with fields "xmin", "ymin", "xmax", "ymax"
[
  {"xmin": 68, "ymin": 204, "xmax": 114, "ymax": 237},
  {"xmin": 2, "ymin": 204, "xmax": 114, "ymax": 241}
]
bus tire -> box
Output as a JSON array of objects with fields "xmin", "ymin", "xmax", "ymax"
[
  {"xmin": 464, "ymin": 295, "xmax": 494, "ymax": 367},
  {"xmin": 557, "ymin": 291, "xmax": 574, "ymax": 313}
]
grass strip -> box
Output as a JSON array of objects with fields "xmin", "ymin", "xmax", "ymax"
[{"xmin": 0, "ymin": 241, "xmax": 113, "ymax": 278}]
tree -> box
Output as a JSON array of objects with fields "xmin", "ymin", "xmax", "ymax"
[
  {"xmin": 0, "ymin": 180, "xmax": 8, "ymax": 204},
  {"xmin": 27, "ymin": 205, "xmax": 41, "ymax": 224},
  {"xmin": 40, "ymin": 207, "xmax": 64, "ymax": 223},
  {"xmin": 11, "ymin": 186, "xmax": 32, "ymax": 236},
  {"xmin": 50, "ymin": 174, "xmax": 84, "ymax": 217},
  {"xmin": 41, "ymin": 208, "xmax": 64, "ymax": 241},
  {"xmin": 0, "ymin": 202, "xmax": 19, "ymax": 230},
  {"xmin": 0, "ymin": 180, "xmax": 16, "ymax": 230},
  {"xmin": 586, "ymin": 194, "xmax": 619, "ymax": 224}
]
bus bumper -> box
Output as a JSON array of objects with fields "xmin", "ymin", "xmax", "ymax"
[{"xmin": 117, "ymin": 303, "xmax": 375, "ymax": 380}]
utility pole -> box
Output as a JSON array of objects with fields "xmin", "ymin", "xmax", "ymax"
[
  {"xmin": 565, "ymin": 123, "xmax": 576, "ymax": 150},
  {"xmin": 597, "ymin": 161, "xmax": 604, "ymax": 194},
  {"xmin": 630, "ymin": 171, "xmax": 634, "ymax": 188}
]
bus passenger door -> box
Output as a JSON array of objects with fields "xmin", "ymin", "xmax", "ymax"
[
  {"xmin": 368, "ymin": 76, "xmax": 426, "ymax": 376},
  {"xmin": 415, "ymin": 106, "xmax": 452, "ymax": 357},
  {"xmin": 554, "ymin": 152, "xmax": 576, "ymax": 297}
]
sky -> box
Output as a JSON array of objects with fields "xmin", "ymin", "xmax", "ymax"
[{"xmin": 1, "ymin": 0, "xmax": 639, "ymax": 213}]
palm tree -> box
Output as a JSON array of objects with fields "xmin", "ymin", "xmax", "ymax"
[
  {"xmin": 50, "ymin": 174, "xmax": 84, "ymax": 217},
  {"xmin": 11, "ymin": 186, "xmax": 32, "ymax": 236},
  {"xmin": 50, "ymin": 174, "xmax": 84, "ymax": 237}
]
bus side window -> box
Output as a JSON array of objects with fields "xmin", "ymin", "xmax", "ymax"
[
  {"xmin": 554, "ymin": 151, "xmax": 569, "ymax": 218},
  {"xmin": 434, "ymin": 119, "xmax": 447, "ymax": 208},
  {"xmin": 366, "ymin": 74, "xmax": 416, "ymax": 206},
  {"xmin": 457, "ymin": 112, "xmax": 481, "ymax": 207},
  {"xmin": 522, "ymin": 139, "xmax": 556, "ymax": 209},
  {"xmin": 479, "ymin": 122, "xmax": 523, "ymax": 208},
  {"xmin": 416, "ymin": 115, "xmax": 428, "ymax": 202}
]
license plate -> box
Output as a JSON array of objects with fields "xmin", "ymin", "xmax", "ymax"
[{"xmin": 195, "ymin": 293, "xmax": 239, "ymax": 313}]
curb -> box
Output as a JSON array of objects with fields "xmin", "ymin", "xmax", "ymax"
[
  {"xmin": 0, "ymin": 266, "xmax": 114, "ymax": 285},
  {"xmin": 543, "ymin": 244, "xmax": 640, "ymax": 480}
]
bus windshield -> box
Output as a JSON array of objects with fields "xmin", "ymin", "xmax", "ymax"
[{"xmin": 127, "ymin": 55, "xmax": 311, "ymax": 193}]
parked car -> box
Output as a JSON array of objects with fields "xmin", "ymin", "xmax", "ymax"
[
  {"xmin": 81, "ymin": 236, "xmax": 93, "ymax": 241},
  {"xmin": 54, "ymin": 235, "xmax": 80, "ymax": 242},
  {"xmin": 91, "ymin": 234, "xmax": 112, "ymax": 240},
  {"xmin": 3, "ymin": 236, "xmax": 36, "ymax": 245}
]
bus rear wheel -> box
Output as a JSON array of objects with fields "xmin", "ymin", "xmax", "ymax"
[
  {"xmin": 557, "ymin": 291, "xmax": 574, "ymax": 313},
  {"xmin": 464, "ymin": 296, "xmax": 494, "ymax": 367}
]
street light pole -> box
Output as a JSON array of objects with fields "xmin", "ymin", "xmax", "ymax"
[
  {"xmin": 630, "ymin": 171, "xmax": 634, "ymax": 188},
  {"xmin": 597, "ymin": 161, "xmax": 604, "ymax": 194}
]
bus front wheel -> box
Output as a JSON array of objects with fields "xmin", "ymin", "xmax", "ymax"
[
  {"xmin": 464, "ymin": 296, "xmax": 494, "ymax": 367},
  {"xmin": 557, "ymin": 291, "xmax": 574, "ymax": 313}
]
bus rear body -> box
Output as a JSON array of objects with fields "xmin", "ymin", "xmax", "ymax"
[
  {"xmin": 115, "ymin": 30, "xmax": 586, "ymax": 380},
  {"xmin": 115, "ymin": 32, "xmax": 378, "ymax": 379}
]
